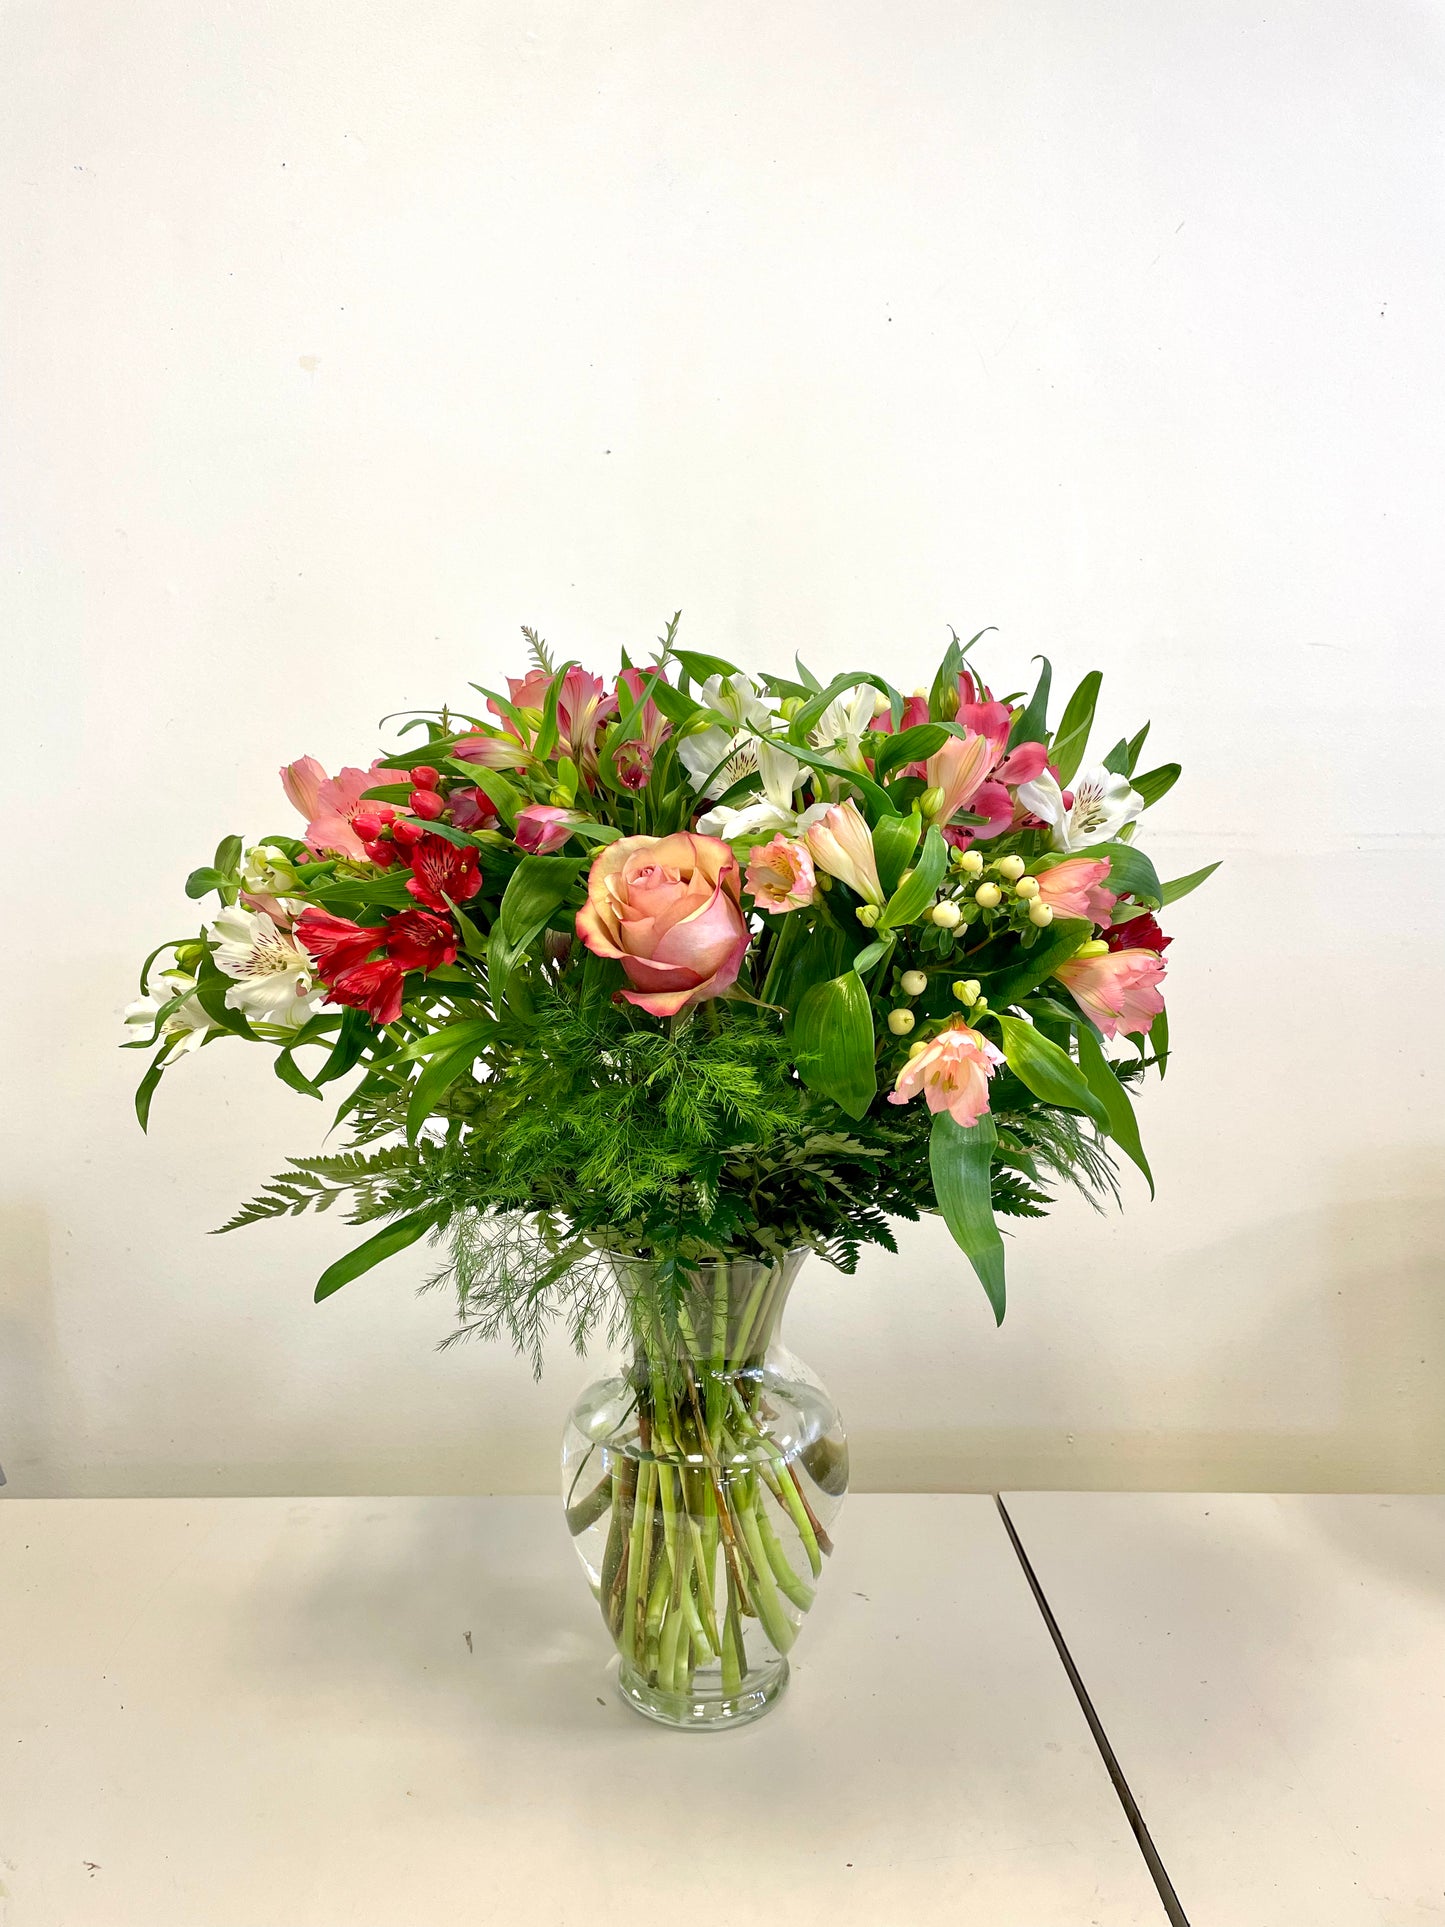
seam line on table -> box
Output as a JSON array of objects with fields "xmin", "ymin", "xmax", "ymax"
[{"xmin": 994, "ymin": 1493, "xmax": 1191, "ymax": 1927}]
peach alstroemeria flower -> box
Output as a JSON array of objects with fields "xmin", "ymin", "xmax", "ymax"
[
  {"xmin": 805, "ymin": 799, "xmax": 883, "ymax": 904},
  {"xmin": 1055, "ymin": 949, "xmax": 1166, "ymax": 1038},
  {"xmin": 282, "ymin": 758, "xmax": 396, "ymax": 861},
  {"xmin": 746, "ymin": 834, "xmax": 816, "ymax": 914},
  {"xmin": 888, "ymin": 1024, "xmax": 1003, "ymax": 1128},
  {"xmin": 1034, "ymin": 857, "xmax": 1117, "ymax": 925},
  {"xmin": 575, "ymin": 832, "xmax": 750, "ymax": 1018}
]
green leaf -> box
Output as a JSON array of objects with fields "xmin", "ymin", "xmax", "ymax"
[
  {"xmin": 977, "ymin": 918, "xmax": 1090, "ymax": 1009},
  {"xmin": 273, "ymin": 1050, "xmax": 322, "ymax": 1100},
  {"xmin": 878, "ymin": 824, "xmax": 948, "ymax": 931},
  {"xmin": 445, "ymin": 764, "xmax": 525, "ymax": 828},
  {"xmin": 406, "ymin": 1037, "xmax": 482, "ymax": 1141},
  {"xmin": 785, "ymin": 745, "xmax": 898, "ymax": 823},
  {"xmin": 1160, "ymin": 860, "xmax": 1220, "ymax": 905},
  {"xmin": 786, "ymin": 672, "xmax": 899, "ymax": 742},
  {"xmin": 488, "ymin": 854, "xmax": 584, "ymax": 1009},
  {"xmin": 873, "ymin": 721, "xmax": 950, "ymax": 783},
  {"xmin": 993, "ymin": 1013, "xmax": 1107, "ymax": 1126},
  {"xmin": 1133, "ymin": 763, "xmax": 1180, "ymax": 808},
  {"xmin": 672, "ymin": 649, "xmax": 740, "ymax": 685},
  {"xmin": 566, "ymin": 819, "xmax": 624, "ymax": 846},
  {"xmin": 1007, "ymin": 657, "xmax": 1052, "ymax": 749},
  {"xmin": 850, "ymin": 935, "xmax": 896, "ymax": 975},
  {"xmin": 213, "ymin": 833, "xmax": 243, "ymax": 877},
  {"xmin": 1048, "ymin": 671, "xmax": 1103, "ymax": 786},
  {"xmin": 929, "ymin": 1111, "xmax": 1006, "ymax": 1323},
  {"xmin": 792, "ymin": 971, "xmax": 877, "ymax": 1118},
  {"xmin": 1075, "ymin": 1022, "xmax": 1153, "ymax": 1195},
  {"xmin": 1151, "ymin": 1003, "xmax": 1170, "ymax": 1077},
  {"xmin": 1066, "ymin": 840, "xmax": 1162, "ymax": 909},
  {"xmin": 532, "ymin": 659, "xmax": 579, "ymax": 764},
  {"xmin": 314, "ymin": 1207, "xmax": 441, "ymax": 1302},
  {"xmin": 642, "ymin": 678, "xmax": 705, "ymax": 730},
  {"xmin": 184, "ymin": 867, "xmax": 225, "ymax": 900},
  {"xmin": 872, "ymin": 812, "xmax": 921, "ymax": 898},
  {"xmin": 1124, "ymin": 723, "xmax": 1150, "ymax": 773},
  {"xmin": 134, "ymin": 1043, "xmax": 176, "ymax": 1131},
  {"xmin": 393, "ymin": 1017, "xmax": 496, "ymax": 1064}
]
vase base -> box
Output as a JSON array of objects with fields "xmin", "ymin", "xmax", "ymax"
[{"xmin": 615, "ymin": 1655, "xmax": 789, "ymax": 1730}]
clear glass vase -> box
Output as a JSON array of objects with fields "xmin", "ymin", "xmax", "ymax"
[{"xmin": 561, "ymin": 1250, "xmax": 848, "ymax": 1729}]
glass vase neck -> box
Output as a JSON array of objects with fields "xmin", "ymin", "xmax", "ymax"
[{"xmin": 614, "ymin": 1251, "xmax": 808, "ymax": 1367}]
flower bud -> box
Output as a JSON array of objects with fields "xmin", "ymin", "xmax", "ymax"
[
  {"xmin": 1013, "ymin": 875, "xmax": 1040, "ymax": 900},
  {"xmin": 815, "ymin": 872, "xmax": 833, "ymax": 892},
  {"xmin": 996, "ymin": 854, "xmax": 1026, "ymax": 881},
  {"xmin": 973, "ymin": 993, "xmax": 988, "ymax": 1010},
  {"xmin": 953, "ymin": 978, "xmax": 982, "ymax": 1004},
  {"xmin": 958, "ymin": 849, "xmax": 985, "ymax": 875},
  {"xmin": 410, "ymin": 766, "xmax": 440, "ymax": 791},
  {"xmin": 778, "ymin": 696, "xmax": 805, "ymax": 721},
  {"xmin": 1028, "ymin": 900, "xmax": 1054, "ymax": 927},
  {"xmin": 1075, "ymin": 937, "xmax": 1109, "ymax": 957},
  {"xmin": 856, "ymin": 903, "xmax": 881, "ymax": 926},
  {"xmin": 887, "ymin": 1008, "xmax": 916, "ymax": 1035},
  {"xmin": 930, "ymin": 901, "xmax": 962, "ymax": 929},
  {"xmin": 900, "ymin": 969, "xmax": 927, "ymax": 996},
  {"xmin": 973, "ymin": 881, "xmax": 1002, "ymax": 909},
  {"xmin": 897, "ymin": 867, "xmax": 915, "ymax": 888},
  {"xmin": 409, "ymin": 789, "xmax": 445, "ymax": 820},
  {"xmin": 920, "ymin": 786, "xmax": 947, "ymax": 819}
]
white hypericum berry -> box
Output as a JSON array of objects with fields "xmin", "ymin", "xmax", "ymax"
[
  {"xmin": 1013, "ymin": 876, "xmax": 1040, "ymax": 900},
  {"xmin": 996, "ymin": 854, "xmax": 1026, "ymax": 881},
  {"xmin": 958, "ymin": 849, "xmax": 985, "ymax": 875},
  {"xmin": 908, "ymin": 1037, "xmax": 929, "ymax": 1058},
  {"xmin": 973, "ymin": 881, "xmax": 1002, "ymax": 909},
  {"xmin": 900, "ymin": 969, "xmax": 927, "ymax": 996},
  {"xmin": 887, "ymin": 1008, "xmax": 916, "ymax": 1035},
  {"xmin": 1028, "ymin": 900, "xmax": 1054, "ymax": 926},
  {"xmin": 930, "ymin": 901, "xmax": 963, "ymax": 929}
]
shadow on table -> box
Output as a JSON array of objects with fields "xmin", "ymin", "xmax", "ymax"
[{"xmin": 233, "ymin": 1497, "xmax": 621, "ymax": 1739}]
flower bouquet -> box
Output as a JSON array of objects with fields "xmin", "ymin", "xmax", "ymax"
[{"xmin": 128, "ymin": 620, "xmax": 1213, "ymax": 1725}]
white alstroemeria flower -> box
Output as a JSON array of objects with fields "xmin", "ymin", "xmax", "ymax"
[
  {"xmin": 808, "ymin": 683, "xmax": 880, "ymax": 773},
  {"xmin": 696, "ymin": 736, "xmax": 808, "ymax": 840},
  {"xmin": 678, "ymin": 673, "xmax": 782, "ymax": 800},
  {"xmin": 241, "ymin": 844, "xmax": 302, "ymax": 899},
  {"xmin": 208, "ymin": 904, "xmax": 323, "ymax": 1030},
  {"xmin": 123, "ymin": 970, "xmax": 218, "ymax": 1059},
  {"xmin": 1016, "ymin": 765, "xmax": 1144, "ymax": 853}
]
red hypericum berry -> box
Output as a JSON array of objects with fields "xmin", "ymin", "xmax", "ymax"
[
  {"xmin": 352, "ymin": 811, "xmax": 383, "ymax": 842},
  {"xmin": 391, "ymin": 817, "xmax": 425, "ymax": 850},
  {"xmin": 364, "ymin": 839, "xmax": 398, "ymax": 868},
  {"xmin": 410, "ymin": 766, "xmax": 440, "ymax": 791},
  {"xmin": 409, "ymin": 788, "xmax": 444, "ymax": 820}
]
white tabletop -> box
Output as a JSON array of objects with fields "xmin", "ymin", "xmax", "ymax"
[
  {"xmin": 1003, "ymin": 1492, "xmax": 1445, "ymax": 1927},
  {"xmin": 0, "ymin": 1495, "xmax": 1163, "ymax": 1926}
]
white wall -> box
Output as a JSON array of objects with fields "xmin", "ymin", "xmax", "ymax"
[{"xmin": 3, "ymin": 0, "xmax": 1443, "ymax": 1499}]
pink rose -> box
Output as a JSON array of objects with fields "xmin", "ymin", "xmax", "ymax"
[
  {"xmin": 575, "ymin": 832, "xmax": 751, "ymax": 1018},
  {"xmin": 1035, "ymin": 857, "xmax": 1117, "ymax": 925},
  {"xmin": 888, "ymin": 1024, "xmax": 1003, "ymax": 1128},
  {"xmin": 746, "ymin": 834, "xmax": 816, "ymax": 913},
  {"xmin": 1054, "ymin": 949, "xmax": 1166, "ymax": 1039}
]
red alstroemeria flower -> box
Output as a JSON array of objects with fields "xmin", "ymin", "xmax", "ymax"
[
  {"xmin": 326, "ymin": 958, "xmax": 406, "ymax": 1026},
  {"xmin": 1103, "ymin": 911, "xmax": 1172, "ymax": 954},
  {"xmin": 406, "ymin": 833, "xmax": 482, "ymax": 911},
  {"xmin": 382, "ymin": 910, "xmax": 458, "ymax": 973},
  {"xmin": 295, "ymin": 909, "xmax": 383, "ymax": 978}
]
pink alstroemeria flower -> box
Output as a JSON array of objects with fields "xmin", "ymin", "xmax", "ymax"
[
  {"xmin": 282, "ymin": 758, "xmax": 396, "ymax": 861},
  {"xmin": 514, "ymin": 804, "xmax": 582, "ymax": 855},
  {"xmin": 1055, "ymin": 949, "xmax": 1166, "ymax": 1038},
  {"xmin": 888, "ymin": 1024, "xmax": 1003, "ymax": 1128},
  {"xmin": 746, "ymin": 834, "xmax": 816, "ymax": 913},
  {"xmin": 497, "ymin": 666, "xmax": 618, "ymax": 776},
  {"xmin": 1035, "ymin": 857, "xmax": 1118, "ymax": 925},
  {"xmin": 805, "ymin": 799, "xmax": 884, "ymax": 904},
  {"xmin": 614, "ymin": 665, "xmax": 673, "ymax": 790}
]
